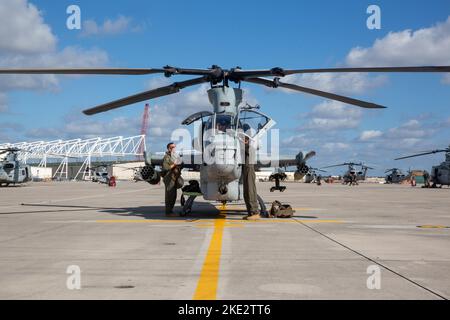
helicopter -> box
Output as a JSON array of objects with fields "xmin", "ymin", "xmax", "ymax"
[
  {"xmin": 323, "ymin": 162, "xmax": 373, "ymax": 186},
  {"xmin": 2, "ymin": 65, "xmax": 450, "ymax": 215},
  {"xmin": 304, "ymin": 167, "xmax": 327, "ymax": 184},
  {"xmin": 0, "ymin": 148, "xmax": 31, "ymax": 187},
  {"xmin": 384, "ymin": 168, "xmax": 410, "ymax": 184},
  {"xmin": 395, "ymin": 145, "xmax": 450, "ymax": 188},
  {"xmin": 89, "ymin": 164, "xmax": 112, "ymax": 184}
]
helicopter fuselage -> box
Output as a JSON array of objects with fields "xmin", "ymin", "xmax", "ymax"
[
  {"xmin": 0, "ymin": 154, "xmax": 31, "ymax": 186},
  {"xmin": 431, "ymin": 154, "xmax": 450, "ymax": 186},
  {"xmin": 191, "ymin": 86, "xmax": 274, "ymax": 201}
]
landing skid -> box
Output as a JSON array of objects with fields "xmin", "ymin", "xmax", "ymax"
[{"xmin": 180, "ymin": 193, "xmax": 268, "ymax": 218}]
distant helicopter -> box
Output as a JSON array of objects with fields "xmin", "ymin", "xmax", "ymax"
[
  {"xmin": 304, "ymin": 167, "xmax": 327, "ymax": 184},
  {"xmin": 384, "ymin": 168, "xmax": 410, "ymax": 184},
  {"xmin": 323, "ymin": 162, "xmax": 373, "ymax": 186},
  {"xmin": 2, "ymin": 64, "xmax": 450, "ymax": 215},
  {"xmin": 395, "ymin": 146, "xmax": 450, "ymax": 188},
  {"xmin": 89, "ymin": 164, "xmax": 111, "ymax": 184},
  {"xmin": 0, "ymin": 148, "xmax": 31, "ymax": 187}
]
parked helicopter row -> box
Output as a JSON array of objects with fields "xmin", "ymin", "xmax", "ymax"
[{"xmin": 1, "ymin": 64, "xmax": 449, "ymax": 213}]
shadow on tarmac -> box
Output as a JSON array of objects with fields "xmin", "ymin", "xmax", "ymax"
[{"xmin": 13, "ymin": 202, "xmax": 318, "ymax": 220}]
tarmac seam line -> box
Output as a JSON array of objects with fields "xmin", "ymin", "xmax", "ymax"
[{"xmin": 293, "ymin": 219, "xmax": 448, "ymax": 300}]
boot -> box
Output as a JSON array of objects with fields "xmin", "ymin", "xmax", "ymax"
[{"xmin": 243, "ymin": 213, "xmax": 261, "ymax": 221}]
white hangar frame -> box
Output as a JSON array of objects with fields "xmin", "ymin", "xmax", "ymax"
[{"xmin": 0, "ymin": 135, "xmax": 146, "ymax": 180}]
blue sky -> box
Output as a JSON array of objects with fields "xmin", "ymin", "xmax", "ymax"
[{"xmin": 1, "ymin": 0, "xmax": 450, "ymax": 175}]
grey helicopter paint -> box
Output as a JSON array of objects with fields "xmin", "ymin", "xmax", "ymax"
[
  {"xmin": 143, "ymin": 86, "xmax": 284, "ymax": 215},
  {"xmin": 89, "ymin": 165, "xmax": 111, "ymax": 184},
  {"xmin": 385, "ymin": 168, "xmax": 410, "ymax": 184},
  {"xmin": 323, "ymin": 162, "xmax": 373, "ymax": 185},
  {"xmin": 304, "ymin": 167, "xmax": 327, "ymax": 184},
  {"xmin": 396, "ymin": 146, "xmax": 450, "ymax": 188},
  {"xmin": 2, "ymin": 64, "xmax": 450, "ymax": 214},
  {"xmin": 0, "ymin": 148, "xmax": 31, "ymax": 187}
]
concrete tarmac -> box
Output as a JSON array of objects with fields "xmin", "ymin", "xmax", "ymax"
[{"xmin": 0, "ymin": 181, "xmax": 449, "ymax": 300}]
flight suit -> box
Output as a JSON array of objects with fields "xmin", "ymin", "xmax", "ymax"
[
  {"xmin": 243, "ymin": 139, "xmax": 259, "ymax": 216},
  {"xmin": 162, "ymin": 152, "xmax": 180, "ymax": 214}
]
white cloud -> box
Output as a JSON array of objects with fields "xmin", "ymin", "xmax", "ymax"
[
  {"xmin": 26, "ymin": 116, "xmax": 141, "ymax": 140},
  {"xmin": 281, "ymin": 134, "xmax": 310, "ymax": 147},
  {"xmin": 442, "ymin": 117, "xmax": 450, "ymax": 127},
  {"xmin": 81, "ymin": 16, "xmax": 140, "ymax": 37},
  {"xmin": 346, "ymin": 16, "xmax": 450, "ymax": 85},
  {"xmin": 323, "ymin": 142, "xmax": 350, "ymax": 152},
  {"xmin": 0, "ymin": 0, "xmax": 109, "ymax": 110},
  {"xmin": 359, "ymin": 119, "xmax": 436, "ymax": 153},
  {"xmin": 0, "ymin": 47, "xmax": 108, "ymax": 92},
  {"xmin": 0, "ymin": 93, "xmax": 7, "ymax": 113},
  {"xmin": 286, "ymin": 15, "xmax": 450, "ymax": 97},
  {"xmin": 0, "ymin": 0, "xmax": 56, "ymax": 54},
  {"xmin": 359, "ymin": 130, "xmax": 383, "ymax": 141},
  {"xmin": 303, "ymin": 101, "xmax": 363, "ymax": 130},
  {"xmin": 146, "ymin": 77, "xmax": 172, "ymax": 90},
  {"xmin": 443, "ymin": 74, "xmax": 450, "ymax": 84},
  {"xmin": 386, "ymin": 119, "xmax": 433, "ymax": 140},
  {"xmin": 285, "ymin": 72, "xmax": 387, "ymax": 96}
]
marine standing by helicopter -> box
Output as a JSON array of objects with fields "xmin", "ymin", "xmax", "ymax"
[
  {"xmin": 162, "ymin": 143, "xmax": 183, "ymax": 216},
  {"xmin": 242, "ymin": 132, "xmax": 260, "ymax": 220}
]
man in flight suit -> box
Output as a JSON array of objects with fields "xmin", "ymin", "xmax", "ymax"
[
  {"xmin": 242, "ymin": 134, "xmax": 260, "ymax": 220},
  {"xmin": 163, "ymin": 142, "xmax": 182, "ymax": 217}
]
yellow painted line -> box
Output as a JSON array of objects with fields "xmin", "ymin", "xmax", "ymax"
[
  {"xmin": 234, "ymin": 219, "xmax": 342, "ymax": 224},
  {"xmin": 194, "ymin": 213, "xmax": 226, "ymax": 300},
  {"xmin": 95, "ymin": 219, "xmax": 342, "ymax": 225},
  {"xmin": 196, "ymin": 225, "xmax": 244, "ymax": 229},
  {"xmin": 214, "ymin": 205, "xmax": 322, "ymax": 212},
  {"xmin": 417, "ymin": 225, "xmax": 450, "ymax": 229},
  {"xmin": 96, "ymin": 219, "xmax": 197, "ymax": 224}
]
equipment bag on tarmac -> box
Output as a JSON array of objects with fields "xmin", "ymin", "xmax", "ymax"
[{"xmin": 270, "ymin": 201, "xmax": 295, "ymax": 218}]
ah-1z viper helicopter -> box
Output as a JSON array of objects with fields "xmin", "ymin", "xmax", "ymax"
[
  {"xmin": 384, "ymin": 168, "xmax": 410, "ymax": 184},
  {"xmin": 395, "ymin": 145, "xmax": 450, "ymax": 188},
  {"xmin": 323, "ymin": 162, "xmax": 373, "ymax": 186},
  {"xmin": 1, "ymin": 65, "xmax": 450, "ymax": 214},
  {"xmin": 0, "ymin": 148, "xmax": 31, "ymax": 187}
]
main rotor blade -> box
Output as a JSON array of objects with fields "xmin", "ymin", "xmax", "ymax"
[
  {"xmin": 395, "ymin": 150, "xmax": 448, "ymax": 160},
  {"xmin": 285, "ymin": 66, "xmax": 450, "ymax": 75},
  {"xmin": 322, "ymin": 164, "xmax": 348, "ymax": 169},
  {"xmin": 232, "ymin": 66, "xmax": 450, "ymax": 79},
  {"xmin": 0, "ymin": 66, "xmax": 218, "ymax": 77},
  {"xmin": 244, "ymin": 77, "xmax": 386, "ymax": 109},
  {"xmin": 83, "ymin": 76, "xmax": 209, "ymax": 115},
  {"xmin": 0, "ymin": 68, "xmax": 170, "ymax": 75},
  {"xmin": 303, "ymin": 151, "xmax": 316, "ymax": 162}
]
